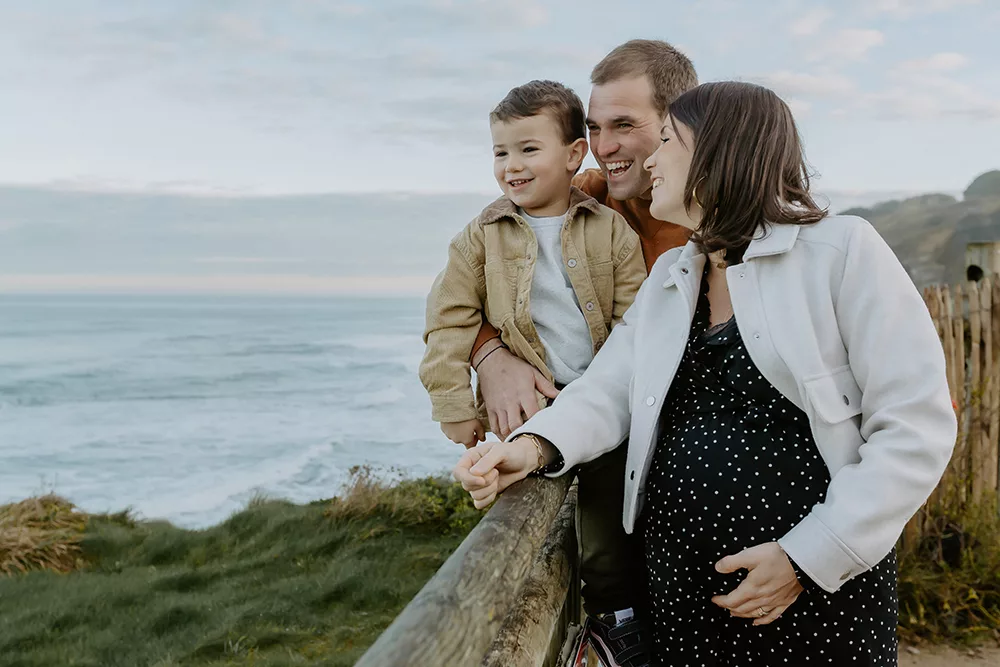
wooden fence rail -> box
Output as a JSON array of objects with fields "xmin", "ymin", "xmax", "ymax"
[{"xmin": 355, "ymin": 475, "xmax": 579, "ymax": 667}]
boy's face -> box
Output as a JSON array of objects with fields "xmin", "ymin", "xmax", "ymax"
[
  {"xmin": 586, "ymin": 76, "xmax": 663, "ymax": 202},
  {"xmin": 491, "ymin": 112, "xmax": 585, "ymax": 217}
]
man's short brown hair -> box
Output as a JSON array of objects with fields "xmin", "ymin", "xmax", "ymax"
[
  {"xmin": 489, "ymin": 80, "xmax": 586, "ymax": 145},
  {"xmin": 591, "ymin": 39, "xmax": 698, "ymax": 116}
]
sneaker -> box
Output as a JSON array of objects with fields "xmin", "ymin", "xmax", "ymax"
[{"xmin": 585, "ymin": 612, "xmax": 651, "ymax": 667}]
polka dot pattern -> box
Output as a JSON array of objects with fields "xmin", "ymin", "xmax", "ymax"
[{"xmin": 638, "ymin": 272, "xmax": 899, "ymax": 665}]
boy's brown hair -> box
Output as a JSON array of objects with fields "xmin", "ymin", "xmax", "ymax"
[
  {"xmin": 489, "ymin": 80, "xmax": 586, "ymax": 145},
  {"xmin": 591, "ymin": 39, "xmax": 698, "ymax": 116}
]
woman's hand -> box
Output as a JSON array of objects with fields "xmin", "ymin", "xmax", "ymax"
[
  {"xmin": 452, "ymin": 439, "xmax": 539, "ymax": 509},
  {"xmin": 711, "ymin": 542, "xmax": 804, "ymax": 626}
]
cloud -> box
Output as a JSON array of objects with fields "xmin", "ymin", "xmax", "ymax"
[
  {"xmin": 859, "ymin": 87, "xmax": 1000, "ymax": 120},
  {"xmin": 790, "ymin": 8, "xmax": 833, "ymax": 36},
  {"xmin": 425, "ymin": 0, "xmax": 550, "ymax": 30},
  {"xmin": 784, "ymin": 98, "xmax": 813, "ymax": 116},
  {"xmin": 809, "ymin": 28, "xmax": 885, "ymax": 62},
  {"xmin": 868, "ymin": 0, "xmax": 982, "ymax": 17},
  {"xmin": 894, "ymin": 52, "xmax": 969, "ymax": 74},
  {"xmin": 860, "ymin": 56, "xmax": 1000, "ymax": 120},
  {"xmin": 754, "ymin": 71, "xmax": 857, "ymax": 98},
  {"xmin": 756, "ymin": 54, "xmax": 998, "ymax": 122}
]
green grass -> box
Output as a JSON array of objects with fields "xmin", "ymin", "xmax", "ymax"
[{"xmin": 0, "ymin": 471, "xmax": 482, "ymax": 667}]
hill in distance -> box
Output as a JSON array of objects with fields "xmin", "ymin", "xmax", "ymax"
[{"xmin": 843, "ymin": 170, "xmax": 1000, "ymax": 287}]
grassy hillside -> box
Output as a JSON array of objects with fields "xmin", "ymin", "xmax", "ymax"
[
  {"xmin": 0, "ymin": 471, "xmax": 481, "ymax": 667},
  {"xmin": 842, "ymin": 170, "xmax": 1000, "ymax": 286}
]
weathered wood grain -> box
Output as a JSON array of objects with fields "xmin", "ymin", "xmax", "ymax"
[
  {"xmin": 481, "ymin": 487, "xmax": 579, "ymax": 667},
  {"xmin": 355, "ymin": 474, "xmax": 572, "ymax": 667}
]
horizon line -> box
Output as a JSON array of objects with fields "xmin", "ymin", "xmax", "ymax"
[
  {"xmin": 0, "ymin": 274, "xmax": 436, "ymax": 297},
  {"xmin": 0, "ymin": 179, "xmax": 971, "ymax": 201}
]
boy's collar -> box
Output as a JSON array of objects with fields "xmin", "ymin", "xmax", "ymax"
[{"xmin": 481, "ymin": 186, "xmax": 601, "ymax": 224}]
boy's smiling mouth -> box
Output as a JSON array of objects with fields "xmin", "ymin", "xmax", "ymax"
[{"xmin": 507, "ymin": 178, "xmax": 533, "ymax": 189}]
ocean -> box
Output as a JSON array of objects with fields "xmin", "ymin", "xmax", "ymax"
[{"xmin": 0, "ymin": 294, "xmax": 462, "ymax": 528}]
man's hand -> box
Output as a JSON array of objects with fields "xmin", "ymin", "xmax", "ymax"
[
  {"xmin": 441, "ymin": 419, "xmax": 487, "ymax": 448},
  {"xmin": 711, "ymin": 542, "xmax": 804, "ymax": 626},
  {"xmin": 476, "ymin": 347, "xmax": 559, "ymax": 439},
  {"xmin": 452, "ymin": 439, "xmax": 538, "ymax": 509}
]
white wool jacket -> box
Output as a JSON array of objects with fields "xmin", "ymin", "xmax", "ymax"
[{"xmin": 510, "ymin": 214, "xmax": 957, "ymax": 593}]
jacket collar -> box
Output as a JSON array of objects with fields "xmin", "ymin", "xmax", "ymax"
[
  {"xmin": 480, "ymin": 186, "xmax": 601, "ymax": 225},
  {"xmin": 661, "ymin": 223, "xmax": 801, "ymax": 289},
  {"xmin": 743, "ymin": 223, "xmax": 801, "ymax": 261}
]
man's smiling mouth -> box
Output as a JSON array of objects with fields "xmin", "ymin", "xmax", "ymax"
[{"xmin": 605, "ymin": 161, "xmax": 633, "ymax": 178}]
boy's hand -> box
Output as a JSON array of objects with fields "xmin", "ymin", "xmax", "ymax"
[{"xmin": 441, "ymin": 419, "xmax": 488, "ymax": 448}]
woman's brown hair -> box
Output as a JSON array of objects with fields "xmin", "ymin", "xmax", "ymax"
[{"xmin": 669, "ymin": 81, "xmax": 826, "ymax": 258}]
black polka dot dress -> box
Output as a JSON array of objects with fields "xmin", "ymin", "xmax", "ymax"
[{"xmin": 640, "ymin": 272, "xmax": 899, "ymax": 665}]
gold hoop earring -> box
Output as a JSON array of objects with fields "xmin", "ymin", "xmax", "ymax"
[{"xmin": 691, "ymin": 176, "xmax": 707, "ymax": 209}]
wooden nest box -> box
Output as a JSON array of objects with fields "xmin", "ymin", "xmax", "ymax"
[{"xmin": 964, "ymin": 242, "xmax": 1000, "ymax": 283}]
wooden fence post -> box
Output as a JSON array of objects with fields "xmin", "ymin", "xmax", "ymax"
[
  {"xmin": 994, "ymin": 280, "xmax": 1000, "ymax": 514},
  {"xmin": 969, "ymin": 281, "xmax": 983, "ymax": 506}
]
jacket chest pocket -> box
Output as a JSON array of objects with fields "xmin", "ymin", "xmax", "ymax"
[
  {"xmin": 804, "ymin": 365, "xmax": 862, "ymax": 423},
  {"xmin": 484, "ymin": 259, "xmax": 521, "ymax": 320}
]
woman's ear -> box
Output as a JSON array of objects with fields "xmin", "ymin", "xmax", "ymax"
[{"xmin": 566, "ymin": 138, "xmax": 588, "ymax": 173}]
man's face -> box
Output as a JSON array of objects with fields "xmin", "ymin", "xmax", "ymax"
[{"xmin": 586, "ymin": 76, "xmax": 663, "ymax": 201}]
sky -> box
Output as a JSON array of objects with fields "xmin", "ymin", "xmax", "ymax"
[{"xmin": 1, "ymin": 0, "xmax": 999, "ymax": 198}]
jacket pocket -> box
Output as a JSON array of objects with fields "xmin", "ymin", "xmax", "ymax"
[{"xmin": 804, "ymin": 366, "xmax": 862, "ymax": 424}]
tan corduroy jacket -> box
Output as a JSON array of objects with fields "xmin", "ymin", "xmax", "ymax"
[{"xmin": 419, "ymin": 186, "xmax": 647, "ymax": 426}]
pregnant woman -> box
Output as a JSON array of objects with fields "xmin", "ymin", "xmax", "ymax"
[{"xmin": 453, "ymin": 81, "xmax": 956, "ymax": 665}]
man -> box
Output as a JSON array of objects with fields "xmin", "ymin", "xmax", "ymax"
[{"xmin": 469, "ymin": 40, "xmax": 697, "ymax": 667}]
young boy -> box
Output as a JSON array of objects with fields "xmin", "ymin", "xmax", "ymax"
[{"xmin": 419, "ymin": 79, "xmax": 646, "ymax": 449}]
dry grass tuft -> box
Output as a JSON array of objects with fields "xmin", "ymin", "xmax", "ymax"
[
  {"xmin": 326, "ymin": 466, "xmax": 480, "ymax": 534},
  {"xmin": 0, "ymin": 494, "xmax": 87, "ymax": 576},
  {"xmin": 899, "ymin": 491, "xmax": 1000, "ymax": 645}
]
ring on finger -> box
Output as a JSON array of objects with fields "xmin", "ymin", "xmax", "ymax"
[{"xmin": 755, "ymin": 607, "xmax": 769, "ymax": 618}]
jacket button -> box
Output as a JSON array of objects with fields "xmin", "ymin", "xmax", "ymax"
[
  {"xmin": 646, "ymin": 396, "xmax": 655, "ymax": 406},
  {"xmin": 585, "ymin": 301, "xmax": 595, "ymax": 311},
  {"xmin": 629, "ymin": 470, "xmax": 635, "ymax": 480},
  {"xmin": 842, "ymin": 394, "xmax": 850, "ymax": 405},
  {"xmin": 753, "ymin": 333, "xmax": 761, "ymax": 340},
  {"xmin": 840, "ymin": 571, "xmax": 852, "ymax": 581},
  {"xmin": 680, "ymin": 267, "xmax": 689, "ymax": 274},
  {"xmin": 567, "ymin": 258, "xmax": 577, "ymax": 268},
  {"xmin": 739, "ymin": 273, "xmax": 746, "ymax": 279}
]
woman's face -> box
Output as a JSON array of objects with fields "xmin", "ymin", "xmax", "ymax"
[{"xmin": 643, "ymin": 117, "xmax": 699, "ymax": 230}]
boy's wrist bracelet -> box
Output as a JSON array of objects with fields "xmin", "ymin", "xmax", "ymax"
[
  {"xmin": 471, "ymin": 335, "xmax": 502, "ymax": 367},
  {"xmin": 473, "ymin": 342, "xmax": 505, "ymax": 371}
]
